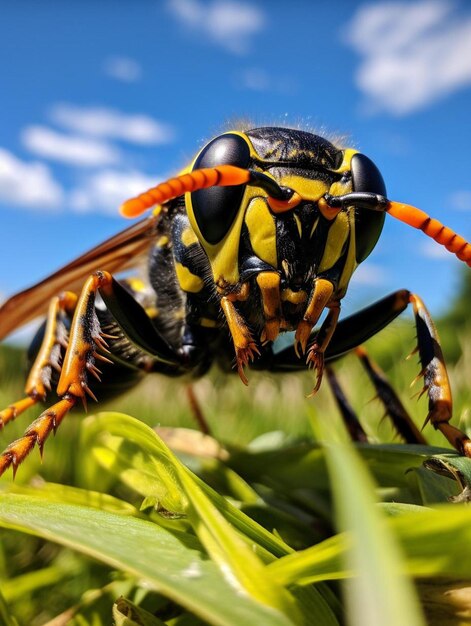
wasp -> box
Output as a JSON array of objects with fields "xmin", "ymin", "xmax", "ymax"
[{"xmin": 1, "ymin": 126, "xmax": 471, "ymax": 476}]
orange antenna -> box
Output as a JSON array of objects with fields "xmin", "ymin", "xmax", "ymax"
[
  {"xmin": 386, "ymin": 201, "xmax": 471, "ymax": 267},
  {"xmin": 120, "ymin": 166, "xmax": 294, "ymax": 218},
  {"xmin": 120, "ymin": 165, "xmax": 252, "ymax": 218},
  {"xmin": 321, "ymin": 192, "xmax": 471, "ymax": 268}
]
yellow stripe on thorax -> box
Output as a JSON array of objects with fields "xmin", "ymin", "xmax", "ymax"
[{"xmin": 318, "ymin": 211, "xmax": 351, "ymax": 273}]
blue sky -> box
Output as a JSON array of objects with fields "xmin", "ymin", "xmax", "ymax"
[{"xmin": 1, "ymin": 0, "xmax": 471, "ymax": 341}]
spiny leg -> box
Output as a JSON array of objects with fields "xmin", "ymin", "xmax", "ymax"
[
  {"xmin": 0, "ymin": 292, "xmax": 77, "ymax": 430},
  {"xmin": 220, "ymin": 284, "xmax": 259, "ymax": 385},
  {"xmin": 56, "ymin": 273, "xmax": 115, "ymax": 405},
  {"xmin": 267, "ymin": 291, "xmax": 411, "ymax": 372},
  {"xmin": 325, "ymin": 365, "xmax": 368, "ymax": 443},
  {"xmin": 307, "ymin": 302, "xmax": 341, "ymax": 395},
  {"xmin": 0, "ymin": 271, "xmax": 182, "ymax": 478},
  {"xmin": 409, "ymin": 294, "xmax": 471, "ymax": 456},
  {"xmin": 0, "ymin": 396, "xmax": 76, "ymax": 478},
  {"xmin": 294, "ymin": 278, "xmax": 334, "ymax": 357},
  {"xmin": 354, "ymin": 346, "xmax": 426, "ymax": 445},
  {"xmin": 0, "ymin": 277, "xmax": 104, "ymax": 476},
  {"xmin": 256, "ymin": 272, "xmax": 282, "ymax": 344}
]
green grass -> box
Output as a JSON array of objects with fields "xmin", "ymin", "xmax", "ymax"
[{"xmin": 1, "ymin": 314, "xmax": 471, "ymax": 625}]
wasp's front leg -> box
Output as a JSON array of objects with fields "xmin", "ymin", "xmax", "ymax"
[
  {"xmin": 306, "ymin": 301, "xmax": 341, "ymax": 395},
  {"xmin": 256, "ymin": 271, "xmax": 282, "ymax": 344},
  {"xmin": 220, "ymin": 283, "xmax": 259, "ymax": 385},
  {"xmin": 294, "ymin": 278, "xmax": 334, "ymax": 357}
]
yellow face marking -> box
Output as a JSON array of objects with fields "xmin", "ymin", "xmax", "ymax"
[
  {"xmin": 184, "ymin": 132, "xmax": 358, "ymax": 290},
  {"xmin": 310, "ymin": 217, "xmax": 319, "ymax": 238},
  {"xmin": 244, "ymin": 197, "xmax": 277, "ymax": 268},
  {"xmin": 337, "ymin": 209, "xmax": 358, "ymax": 298},
  {"xmin": 174, "ymin": 262, "xmax": 205, "ymax": 293},
  {"xmin": 318, "ymin": 211, "xmax": 350, "ymax": 273},
  {"xmin": 293, "ymin": 213, "xmax": 302, "ymax": 239},
  {"xmin": 278, "ymin": 175, "xmax": 329, "ymax": 203},
  {"xmin": 145, "ymin": 306, "xmax": 159, "ymax": 318}
]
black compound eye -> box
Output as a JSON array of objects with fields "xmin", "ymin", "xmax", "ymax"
[
  {"xmin": 351, "ymin": 153, "xmax": 387, "ymax": 263},
  {"xmin": 351, "ymin": 153, "xmax": 386, "ymax": 196},
  {"xmin": 191, "ymin": 133, "xmax": 251, "ymax": 244}
]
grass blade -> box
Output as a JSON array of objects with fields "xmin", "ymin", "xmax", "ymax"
[
  {"xmin": 0, "ymin": 494, "xmax": 295, "ymax": 626},
  {"xmin": 311, "ymin": 414, "xmax": 426, "ymax": 626}
]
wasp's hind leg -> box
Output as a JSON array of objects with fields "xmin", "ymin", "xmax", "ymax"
[
  {"xmin": 0, "ymin": 292, "xmax": 77, "ymax": 431},
  {"xmin": 0, "ymin": 292, "xmax": 77, "ymax": 476},
  {"xmin": 354, "ymin": 346, "xmax": 426, "ymax": 445},
  {"xmin": 326, "ymin": 345, "xmax": 426, "ymax": 445},
  {"xmin": 269, "ymin": 289, "xmax": 471, "ymax": 455},
  {"xmin": 0, "ymin": 271, "xmax": 185, "ymax": 477},
  {"xmin": 325, "ymin": 365, "xmax": 368, "ymax": 443}
]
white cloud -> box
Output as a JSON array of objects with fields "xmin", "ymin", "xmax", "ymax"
[
  {"xmin": 0, "ymin": 148, "xmax": 64, "ymax": 208},
  {"xmin": 167, "ymin": 0, "xmax": 265, "ymax": 54},
  {"xmin": 103, "ymin": 56, "xmax": 142, "ymax": 82},
  {"xmin": 345, "ymin": 1, "xmax": 471, "ymax": 115},
  {"xmin": 69, "ymin": 169, "xmax": 160, "ymax": 215},
  {"xmin": 50, "ymin": 103, "xmax": 175, "ymax": 145},
  {"xmin": 22, "ymin": 126, "xmax": 121, "ymax": 167},
  {"xmin": 449, "ymin": 190, "xmax": 471, "ymax": 212},
  {"xmin": 353, "ymin": 262, "xmax": 387, "ymax": 286}
]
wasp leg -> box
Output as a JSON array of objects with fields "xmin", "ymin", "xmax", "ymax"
[
  {"xmin": 295, "ymin": 278, "xmax": 334, "ymax": 357},
  {"xmin": 354, "ymin": 346, "xmax": 426, "ymax": 445},
  {"xmin": 325, "ymin": 366, "xmax": 368, "ymax": 443},
  {"xmin": 268, "ymin": 288, "xmax": 471, "ymax": 455},
  {"xmin": 0, "ymin": 292, "xmax": 77, "ymax": 430},
  {"xmin": 0, "ymin": 396, "xmax": 76, "ymax": 478},
  {"xmin": 409, "ymin": 294, "xmax": 471, "ymax": 456},
  {"xmin": 256, "ymin": 272, "xmax": 282, "ymax": 344},
  {"xmin": 186, "ymin": 384, "xmax": 211, "ymax": 436},
  {"xmin": 57, "ymin": 271, "xmax": 182, "ymax": 404},
  {"xmin": 268, "ymin": 290, "xmax": 411, "ymax": 371},
  {"xmin": 306, "ymin": 302, "xmax": 341, "ymax": 396},
  {"xmin": 0, "ymin": 271, "xmax": 185, "ymax": 478},
  {"xmin": 220, "ymin": 284, "xmax": 259, "ymax": 385}
]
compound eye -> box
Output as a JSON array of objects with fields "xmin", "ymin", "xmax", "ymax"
[
  {"xmin": 351, "ymin": 153, "xmax": 386, "ymax": 196},
  {"xmin": 351, "ymin": 153, "xmax": 387, "ymax": 264},
  {"xmin": 191, "ymin": 133, "xmax": 251, "ymax": 244}
]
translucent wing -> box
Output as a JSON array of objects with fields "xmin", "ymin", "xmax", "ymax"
[{"xmin": 0, "ymin": 213, "xmax": 161, "ymax": 340}]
